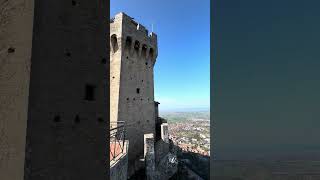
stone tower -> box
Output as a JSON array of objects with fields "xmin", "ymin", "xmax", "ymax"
[
  {"xmin": 110, "ymin": 12, "xmax": 158, "ymax": 176},
  {"xmin": 1, "ymin": 1, "xmax": 109, "ymax": 179},
  {"xmin": 0, "ymin": 0, "xmax": 108, "ymax": 179}
]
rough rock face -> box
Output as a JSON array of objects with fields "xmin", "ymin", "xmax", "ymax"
[
  {"xmin": 150, "ymin": 139, "xmax": 178, "ymax": 180},
  {"xmin": 155, "ymin": 139, "xmax": 169, "ymax": 164},
  {"xmin": 156, "ymin": 152, "xmax": 178, "ymax": 179}
]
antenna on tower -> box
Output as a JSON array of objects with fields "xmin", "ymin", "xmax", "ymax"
[{"xmin": 151, "ymin": 23, "xmax": 154, "ymax": 33}]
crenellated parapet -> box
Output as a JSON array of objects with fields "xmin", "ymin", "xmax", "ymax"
[{"xmin": 110, "ymin": 12, "xmax": 158, "ymax": 65}]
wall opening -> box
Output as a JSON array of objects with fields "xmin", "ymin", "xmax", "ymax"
[
  {"xmin": 149, "ymin": 48, "xmax": 154, "ymax": 59},
  {"xmin": 75, "ymin": 115, "xmax": 80, "ymax": 123},
  {"xmin": 85, "ymin": 84, "xmax": 95, "ymax": 101},
  {"xmin": 98, "ymin": 118, "xmax": 103, "ymax": 122},
  {"xmin": 65, "ymin": 50, "xmax": 71, "ymax": 57},
  {"xmin": 72, "ymin": 0, "xmax": 77, "ymax": 6},
  {"xmin": 136, "ymin": 88, "xmax": 140, "ymax": 94},
  {"xmin": 142, "ymin": 44, "xmax": 147, "ymax": 58},
  {"xmin": 134, "ymin": 40, "xmax": 140, "ymax": 52},
  {"xmin": 111, "ymin": 34, "xmax": 118, "ymax": 53},
  {"xmin": 7, "ymin": 47, "xmax": 15, "ymax": 53},
  {"xmin": 125, "ymin": 36, "xmax": 132, "ymax": 51},
  {"xmin": 101, "ymin": 58, "xmax": 106, "ymax": 64},
  {"xmin": 54, "ymin": 115, "xmax": 61, "ymax": 122}
]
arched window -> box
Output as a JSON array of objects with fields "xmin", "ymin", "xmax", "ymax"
[
  {"xmin": 134, "ymin": 40, "xmax": 140, "ymax": 52},
  {"xmin": 142, "ymin": 44, "xmax": 147, "ymax": 58},
  {"xmin": 149, "ymin": 48, "xmax": 154, "ymax": 59},
  {"xmin": 110, "ymin": 34, "xmax": 118, "ymax": 53},
  {"xmin": 125, "ymin": 36, "xmax": 132, "ymax": 51}
]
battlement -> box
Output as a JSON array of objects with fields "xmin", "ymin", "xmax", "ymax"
[
  {"xmin": 112, "ymin": 12, "xmax": 157, "ymax": 40},
  {"xmin": 110, "ymin": 12, "xmax": 158, "ymax": 60}
]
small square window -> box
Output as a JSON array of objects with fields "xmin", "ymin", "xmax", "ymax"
[{"xmin": 85, "ymin": 84, "xmax": 95, "ymax": 101}]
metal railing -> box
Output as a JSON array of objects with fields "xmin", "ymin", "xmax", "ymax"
[{"xmin": 110, "ymin": 121, "xmax": 126, "ymax": 161}]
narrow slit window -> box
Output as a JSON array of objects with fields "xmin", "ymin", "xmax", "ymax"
[
  {"xmin": 125, "ymin": 36, "xmax": 132, "ymax": 51},
  {"xmin": 136, "ymin": 88, "xmax": 140, "ymax": 94},
  {"xmin": 85, "ymin": 84, "xmax": 96, "ymax": 101}
]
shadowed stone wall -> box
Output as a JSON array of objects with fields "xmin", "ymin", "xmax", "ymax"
[
  {"xmin": 0, "ymin": 0, "xmax": 34, "ymax": 179},
  {"xmin": 24, "ymin": 0, "xmax": 109, "ymax": 179}
]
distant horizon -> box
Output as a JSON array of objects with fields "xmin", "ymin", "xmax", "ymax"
[{"xmin": 159, "ymin": 107, "xmax": 210, "ymax": 113}]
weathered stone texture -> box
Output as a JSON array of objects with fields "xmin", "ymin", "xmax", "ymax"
[
  {"xmin": 154, "ymin": 139, "xmax": 178, "ymax": 180},
  {"xmin": 110, "ymin": 12, "xmax": 158, "ymax": 176},
  {"xmin": 24, "ymin": 0, "xmax": 108, "ymax": 179},
  {"xmin": 144, "ymin": 133, "xmax": 155, "ymax": 180},
  {"xmin": 0, "ymin": 0, "xmax": 34, "ymax": 179}
]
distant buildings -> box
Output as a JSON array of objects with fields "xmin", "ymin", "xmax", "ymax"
[{"xmin": 168, "ymin": 119, "xmax": 210, "ymax": 157}]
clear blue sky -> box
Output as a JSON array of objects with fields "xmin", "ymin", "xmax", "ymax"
[{"xmin": 111, "ymin": 0, "xmax": 210, "ymax": 111}]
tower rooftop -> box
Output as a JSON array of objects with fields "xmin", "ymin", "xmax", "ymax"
[{"xmin": 110, "ymin": 12, "xmax": 158, "ymax": 39}]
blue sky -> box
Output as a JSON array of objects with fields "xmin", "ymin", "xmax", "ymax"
[{"xmin": 111, "ymin": 0, "xmax": 210, "ymax": 111}]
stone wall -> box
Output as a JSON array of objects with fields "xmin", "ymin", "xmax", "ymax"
[
  {"xmin": 24, "ymin": 0, "xmax": 108, "ymax": 179},
  {"xmin": 144, "ymin": 133, "xmax": 155, "ymax": 180},
  {"xmin": 0, "ymin": 0, "xmax": 34, "ymax": 179},
  {"xmin": 110, "ymin": 12, "xmax": 158, "ymax": 176}
]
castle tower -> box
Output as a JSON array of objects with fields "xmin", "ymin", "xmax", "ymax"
[
  {"xmin": 22, "ymin": 1, "xmax": 108, "ymax": 179},
  {"xmin": 110, "ymin": 12, "xmax": 158, "ymax": 175}
]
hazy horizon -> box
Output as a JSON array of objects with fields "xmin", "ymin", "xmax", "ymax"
[{"xmin": 214, "ymin": 0, "xmax": 320, "ymax": 161}]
